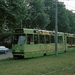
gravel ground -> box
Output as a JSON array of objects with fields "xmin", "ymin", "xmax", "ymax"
[{"xmin": 0, "ymin": 50, "xmax": 13, "ymax": 60}]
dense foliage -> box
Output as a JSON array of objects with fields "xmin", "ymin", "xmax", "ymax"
[{"xmin": 0, "ymin": 0, "xmax": 75, "ymax": 33}]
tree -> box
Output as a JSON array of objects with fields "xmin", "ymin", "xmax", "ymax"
[
  {"xmin": 57, "ymin": 2, "xmax": 70, "ymax": 32},
  {"xmin": 44, "ymin": 0, "xmax": 55, "ymax": 30},
  {"xmin": 25, "ymin": 0, "xmax": 50, "ymax": 29},
  {"xmin": 44, "ymin": 0, "xmax": 72, "ymax": 33},
  {"xmin": 0, "ymin": 0, "xmax": 28, "ymax": 32},
  {"xmin": 67, "ymin": 11, "xmax": 75, "ymax": 33},
  {"xmin": 0, "ymin": 0, "xmax": 75, "ymax": 33}
]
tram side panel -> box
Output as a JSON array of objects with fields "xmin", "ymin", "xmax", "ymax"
[{"xmin": 24, "ymin": 34, "xmax": 43, "ymax": 58}]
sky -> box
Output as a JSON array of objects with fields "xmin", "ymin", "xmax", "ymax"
[{"xmin": 58, "ymin": 0, "xmax": 75, "ymax": 13}]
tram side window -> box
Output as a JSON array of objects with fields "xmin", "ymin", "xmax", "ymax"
[
  {"xmin": 71, "ymin": 38, "xmax": 75, "ymax": 44},
  {"xmin": 58, "ymin": 36, "xmax": 63, "ymax": 43},
  {"xmin": 51, "ymin": 35, "xmax": 54, "ymax": 43},
  {"xmin": 34, "ymin": 35, "xmax": 38, "ymax": 44},
  {"xmin": 73, "ymin": 38, "xmax": 75, "ymax": 44},
  {"xmin": 39, "ymin": 35, "xmax": 45, "ymax": 44},
  {"xmin": 71, "ymin": 38, "xmax": 73, "ymax": 44},
  {"xmin": 13, "ymin": 34, "xmax": 26, "ymax": 45},
  {"xmin": 13, "ymin": 35, "xmax": 18, "ymax": 44},
  {"xmin": 67, "ymin": 37, "xmax": 75, "ymax": 44},
  {"xmin": 27, "ymin": 34, "xmax": 33, "ymax": 44},
  {"xmin": 67, "ymin": 37, "xmax": 72, "ymax": 44},
  {"xmin": 67, "ymin": 37, "xmax": 71, "ymax": 44},
  {"xmin": 45, "ymin": 35, "xmax": 50, "ymax": 44}
]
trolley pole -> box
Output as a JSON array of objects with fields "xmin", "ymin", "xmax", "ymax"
[{"xmin": 55, "ymin": 0, "xmax": 58, "ymax": 56}]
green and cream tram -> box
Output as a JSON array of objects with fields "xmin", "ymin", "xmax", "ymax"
[{"xmin": 12, "ymin": 28, "xmax": 67, "ymax": 58}]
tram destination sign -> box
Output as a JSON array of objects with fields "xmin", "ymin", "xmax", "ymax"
[{"xmin": 15, "ymin": 29, "xmax": 23, "ymax": 33}]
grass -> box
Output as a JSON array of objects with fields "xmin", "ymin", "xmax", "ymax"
[{"xmin": 0, "ymin": 51, "xmax": 75, "ymax": 75}]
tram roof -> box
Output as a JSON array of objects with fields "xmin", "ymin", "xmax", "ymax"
[
  {"xmin": 23, "ymin": 28, "xmax": 64, "ymax": 35},
  {"xmin": 15, "ymin": 28, "xmax": 68, "ymax": 35}
]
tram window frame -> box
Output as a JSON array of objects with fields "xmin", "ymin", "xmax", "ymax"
[
  {"xmin": 27, "ymin": 34, "xmax": 33, "ymax": 44},
  {"xmin": 39, "ymin": 35, "xmax": 45, "ymax": 44},
  {"xmin": 45, "ymin": 35, "xmax": 50, "ymax": 44},
  {"xmin": 34, "ymin": 34, "xmax": 38, "ymax": 44},
  {"xmin": 58, "ymin": 36, "xmax": 63, "ymax": 43}
]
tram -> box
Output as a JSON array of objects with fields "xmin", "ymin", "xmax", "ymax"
[{"xmin": 12, "ymin": 28, "xmax": 75, "ymax": 58}]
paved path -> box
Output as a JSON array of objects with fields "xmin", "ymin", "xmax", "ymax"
[{"xmin": 0, "ymin": 50, "xmax": 13, "ymax": 60}]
